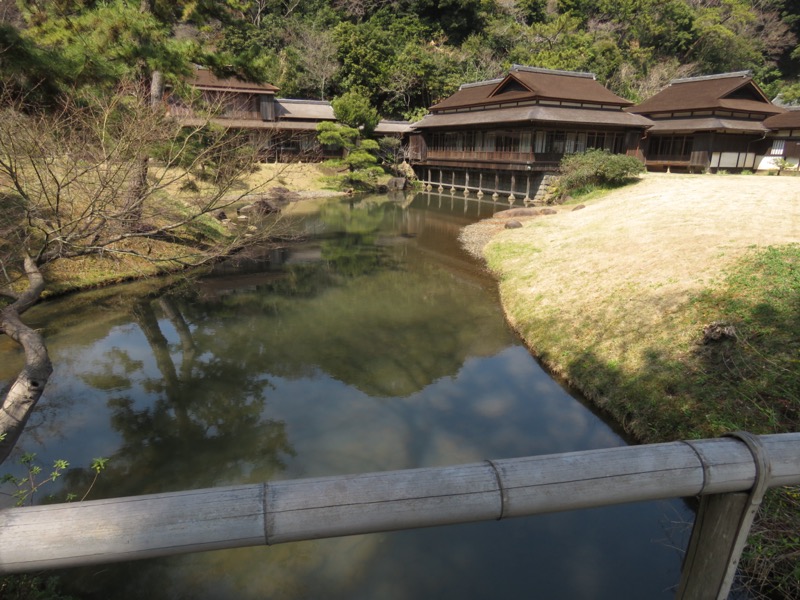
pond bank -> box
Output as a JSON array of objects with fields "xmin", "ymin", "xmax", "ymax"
[{"xmin": 461, "ymin": 172, "xmax": 800, "ymax": 598}]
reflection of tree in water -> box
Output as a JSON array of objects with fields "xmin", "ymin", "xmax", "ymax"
[
  {"xmin": 174, "ymin": 259, "xmax": 510, "ymax": 399},
  {"xmin": 45, "ymin": 197, "xmax": 520, "ymax": 600},
  {"xmin": 69, "ymin": 296, "xmax": 294, "ymax": 499},
  {"xmin": 318, "ymin": 198, "xmax": 399, "ymax": 278}
]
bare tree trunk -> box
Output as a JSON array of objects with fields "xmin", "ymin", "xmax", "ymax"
[
  {"xmin": 128, "ymin": 0, "xmax": 161, "ymax": 225},
  {"xmin": 127, "ymin": 71, "xmax": 164, "ymax": 224},
  {"xmin": 132, "ymin": 300, "xmax": 192, "ymax": 434},
  {"xmin": 0, "ymin": 255, "xmax": 52, "ymax": 464},
  {"xmin": 150, "ymin": 70, "xmax": 164, "ymax": 108}
]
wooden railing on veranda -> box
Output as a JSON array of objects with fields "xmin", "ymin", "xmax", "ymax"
[{"xmin": 1, "ymin": 432, "xmax": 798, "ymax": 599}]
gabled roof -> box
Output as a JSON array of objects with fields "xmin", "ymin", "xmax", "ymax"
[
  {"xmin": 628, "ymin": 72, "xmax": 781, "ymax": 116},
  {"xmin": 430, "ymin": 65, "xmax": 634, "ymax": 112},
  {"xmin": 188, "ymin": 67, "xmax": 279, "ymax": 95},
  {"xmin": 429, "ymin": 79, "xmax": 503, "ymax": 111}
]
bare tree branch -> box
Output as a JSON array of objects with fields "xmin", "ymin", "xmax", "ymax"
[
  {"xmin": 0, "ymin": 80, "xmax": 290, "ymax": 462},
  {"xmin": 0, "ymin": 254, "xmax": 51, "ymax": 463}
]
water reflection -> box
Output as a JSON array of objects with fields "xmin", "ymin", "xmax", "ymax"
[{"xmin": 1, "ymin": 193, "xmax": 691, "ymax": 599}]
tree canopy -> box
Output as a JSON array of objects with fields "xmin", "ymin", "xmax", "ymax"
[{"xmin": 5, "ymin": 0, "xmax": 797, "ymax": 115}]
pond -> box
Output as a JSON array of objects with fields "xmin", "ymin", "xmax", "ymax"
[{"xmin": 1, "ymin": 192, "xmax": 693, "ymax": 599}]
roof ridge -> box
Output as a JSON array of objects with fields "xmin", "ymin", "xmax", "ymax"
[
  {"xmin": 511, "ymin": 64, "xmax": 596, "ymax": 80},
  {"xmin": 670, "ymin": 71, "xmax": 752, "ymax": 85},
  {"xmin": 459, "ymin": 78, "xmax": 504, "ymax": 90}
]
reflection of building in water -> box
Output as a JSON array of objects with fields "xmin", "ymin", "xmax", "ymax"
[{"xmin": 198, "ymin": 247, "xmax": 290, "ymax": 298}]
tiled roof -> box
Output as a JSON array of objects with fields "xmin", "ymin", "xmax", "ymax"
[
  {"xmin": 430, "ymin": 66, "xmax": 633, "ymax": 111},
  {"xmin": 414, "ymin": 105, "xmax": 652, "ymax": 129},
  {"xmin": 375, "ymin": 120, "xmax": 413, "ymax": 134},
  {"xmin": 189, "ymin": 67, "xmax": 279, "ymax": 94},
  {"xmin": 276, "ymin": 99, "xmax": 335, "ymax": 120},
  {"xmin": 629, "ymin": 72, "xmax": 781, "ymax": 115},
  {"xmin": 764, "ymin": 110, "xmax": 800, "ymax": 129},
  {"xmin": 430, "ymin": 80, "xmax": 501, "ymax": 111},
  {"xmin": 646, "ymin": 117, "xmax": 768, "ymax": 134}
]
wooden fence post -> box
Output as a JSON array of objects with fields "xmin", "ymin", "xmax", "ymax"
[{"xmin": 676, "ymin": 432, "xmax": 771, "ymax": 599}]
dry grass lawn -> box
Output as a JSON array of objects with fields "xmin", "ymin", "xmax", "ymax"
[
  {"xmin": 480, "ymin": 173, "xmax": 799, "ymax": 375},
  {"xmin": 489, "ymin": 174, "xmax": 800, "ymax": 332},
  {"xmin": 245, "ymin": 161, "xmax": 338, "ymax": 194}
]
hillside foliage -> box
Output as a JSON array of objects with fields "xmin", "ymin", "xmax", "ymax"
[{"xmin": 1, "ymin": 0, "xmax": 799, "ymax": 118}]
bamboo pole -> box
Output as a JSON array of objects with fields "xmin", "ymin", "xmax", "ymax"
[{"xmin": 1, "ymin": 433, "xmax": 799, "ymax": 574}]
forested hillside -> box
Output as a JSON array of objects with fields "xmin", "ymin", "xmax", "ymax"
[{"xmin": 1, "ymin": 0, "xmax": 799, "ymax": 117}]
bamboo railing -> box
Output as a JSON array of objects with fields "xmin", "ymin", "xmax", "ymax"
[{"xmin": 1, "ymin": 432, "xmax": 798, "ymax": 598}]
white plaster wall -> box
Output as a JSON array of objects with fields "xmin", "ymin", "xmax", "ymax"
[{"xmin": 757, "ymin": 155, "xmax": 800, "ymax": 171}]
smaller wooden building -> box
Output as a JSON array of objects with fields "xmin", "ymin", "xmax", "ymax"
[
  {"xmin": 409, "ymin": 65, "xmax": 651, "ymax": 201},
  {"xmin": 169, "ymin": 67, "xmax": 339, "ymax": 160},
  {"xmin": 628, "ymin": 71, "xmax": 784, "ymax": 173},
  {"xmin": 760, "ymin": 110, "xmax": 800, "ymax": 172}
]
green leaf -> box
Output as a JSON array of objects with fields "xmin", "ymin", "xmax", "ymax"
[{"xmin": 91, "ymin": 457, "xmax": 109, "ymax": 473}]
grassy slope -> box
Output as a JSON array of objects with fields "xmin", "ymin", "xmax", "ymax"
[
  {"xmin": 480, "ymin": 173, "xmax": 800, "ymax": 597},
  {"xmin": 38, "ymin": 163, "xmax": 338, "ymax": 296}
]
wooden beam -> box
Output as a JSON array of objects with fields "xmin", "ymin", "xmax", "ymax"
[{"xmin": 0, "ymin": 433, "xmax": 798, "ymax": 574}]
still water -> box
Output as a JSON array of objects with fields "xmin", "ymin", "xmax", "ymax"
[{"xmin": 1, "ymin": 192, "xmax": 692, "ymax": 598}]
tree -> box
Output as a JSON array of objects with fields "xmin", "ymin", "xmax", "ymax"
[
  {"xmin": 774, "ymin": 157, "xmax": 795, "ymax": 175},
  {"xmin": 515, "ymin": 0, "xmax": 548, "ymax": 24},
  {"xmin": 15, "ymin": 0, "xmax": 190, "ymax": 94},
  {"xmin": 333, "ymin": 19, "xmax": 394, "ymax": 101},
  {"xmin": 316, "ymin": 121, "xmax": 383, "ymax": 190},
  {"xmin": 331, "ymin": 90, "xmax": 380, "ymax": 135},
  {"xmin": 0, "ymin": 84, "xmax": 279, "ymax": 463},
  {"xmin": 292, "ymin": 23, "xmax": 340, "ymax": 99},
  {"xmin": 0, "ymin": 22, "xmax": 68, "ymax": 103},
  {"xmin": 377, "ymin": 135, "xmax": 412, "ymax": 176}
]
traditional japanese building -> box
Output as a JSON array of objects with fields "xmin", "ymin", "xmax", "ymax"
[
  {"xmin": 627, "ymin": 71, "xmax": 785, "ymax": 173},
  {"xmin": 168, "ymin": 67, "xmax": 339, "ymax": 160},
  {"xmin": 409, "ymin": 65, "xmax": 651, "ymax": 201},
  {"xmin": 760, "ymin": 109, "xmax": 800, "ymax": 171},
  {"xmin": 169, "ymin": 67, "xmax": 411, "ymax": 161}
]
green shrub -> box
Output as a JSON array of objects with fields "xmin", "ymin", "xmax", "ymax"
[{"xmin": 556, "ymin": 149, "xmax": 645, "ymax": 197}]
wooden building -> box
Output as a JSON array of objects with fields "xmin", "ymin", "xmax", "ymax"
[
  {"xmin": 169, "ymin": 67, "xmax": 338, "ymax": 160},
  {"xmin": 627, "ymin": 71, "xmax": 784, "ymax": 173},
  {"xmin": 409, "ymin": 65, "xmax": 651, "ymax": 201},
  {"xmin": 760, "ymin": 110, "xmax": 800, "ymax": 172},
  {"xmin": 170, "ymin": 67, "xmax": 412, "ymax": 161}
]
